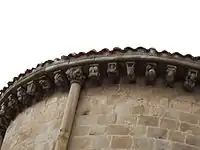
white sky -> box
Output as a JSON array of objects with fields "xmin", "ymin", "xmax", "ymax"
[{"xmin": 0, "ymin": 0, "xmax": 200, "ymax": 89}]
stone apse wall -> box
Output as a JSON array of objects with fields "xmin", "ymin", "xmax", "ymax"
[
  {"xmin": 1, "ymin": 92, "xmax": 67, "ymax": 150},
  {"xmin": 2, "ymin": 81, "xmax": 200, "ymax": 150},
  {"xmin": 1, "ymin": 47, "xmax": 200, "ymax": 150}
]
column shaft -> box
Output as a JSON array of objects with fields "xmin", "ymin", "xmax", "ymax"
[{"xmin": 54, "ymin": 82, "xmax": 81, "ymax": 150}]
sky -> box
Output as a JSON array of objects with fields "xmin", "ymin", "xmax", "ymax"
[{"xmin": 0, "ymin": 0, "xmax": 200, "ymax": 89}]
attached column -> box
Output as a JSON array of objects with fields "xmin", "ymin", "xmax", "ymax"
[{"xmin": 54, "ymin": 67, "xmax": 85, "ymax": 150}]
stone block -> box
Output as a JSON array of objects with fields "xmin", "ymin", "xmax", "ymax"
[
  {"xmin": 69, "ymin": 137, "xmax": 92, "ymax": 149},
  {"xmin": 138, "ymin": 115, "xmax": 159, "ymax": 126},
  {"xmin": 155, "ymin": 139, "xmax": 172, "ymax": 150},
  {"xmin": 150, "ymin": 106, "xmax": 165, "ymax": 117},
  {"xmin": 133, "ymin": 137, "xmax": 154, "ymax": 150},
  {"xmin": 164, "ymin": 109, "xmax": 180, "ymax": 120},
  {"xmin": 131, "ymin": 104, "xmax": 149, "ymax": 115},
  {"xmin": 106, "ymin": 125, "xmax": 130, "ymax": 135},
  {"xmin": 75, "ymin": 115, "xmax": 97, "ymax": 125},
  {"xmin": 168, "ymin": 131, "xmax": 185, "ymax": 143},
  {"xmin": 71, "ymin": 125, "xmax": 90, "ymax": 136},
  {"xmin": 172, "ymin": 142, "xmax": 199, "ymax": 150},
  {"xmin": 89, "ymin": 125, "xmax": 106, "ymax": 135},
  {"xmin": 110, "ymin": 136, "xmax": 132, "ymax": 149},
  {"xmin": 129, "ymin": 126, "xmax": 147, "ymax": 137},
  {"xmin": 180, "ymin": 112, "xmax": 199, "ymax": 124},
  {"xmin": 160, "ymin": 97, "xmax": 169, "ymax": 108},
  {"xmin": 160, "ymin": 118, "xmax": 179, "ymax": 131},
  {"xmin": 97, "ymin": 113, "xmax": 117, "ymax": 125},
  {"xmin": 186, "ymin": 134, "xmax": 200, "ymax": 147},
  {"xmin": 147, "ymin": 127, "xmax": 167, "ymax": 139},
  {"xmin": 91, "ymin": 136, "xmax": 110, "ymax": 149},
  {"xmin": 169, "ymin": 99, "xmax": 191, "ymax": 112},
  {"xmin": 180, "ymin": 122, "xmax": 200, "ymax": 135}
]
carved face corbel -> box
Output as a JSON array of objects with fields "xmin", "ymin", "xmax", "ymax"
[
  {"xmin": 39, "ymin": 76, "xmax": 52, "ymax": 92},
  {"xmin": 0, "ymin": 101, "xmax": 12, "ymax": 124},
  {"xmin": 17, "ymin": 86, "xmax": 29, "ymax": 107},
  {"xmin": 8, "ymin": 94, "xmax": 22, "ymax": 114},
  {"xmin": 184, "ymin": 69, "xmax": 198, "ymax": 91},
  {"xmin": 145, "ymin": 63, "xmax": 157, "ymax": 85},
  {"xmin": 165, "ymin": 65, "xmax": 177, "ymax": 87},
  {"xmin": 88, "ymin": 64, "xmax": 100, "ymax": 79},
  {"xmin": 54, "ymin": 70, "xmax": 66, "ymax": 87},
  {"xmin": 27, "ymin": 81, "xmax": 38, "ymax": 96},
  {"xmin": 126, "ymin": 61, "xmax": 136, "ymax": 83},
  {"xmin": 107, "ymin": 62, "xmax": 119, "ymax": 83},
  {"xmin": 88, "ymin": 64, "xmax": 100, "ymax": 85},
  {"xmin": 7, "ymin": 94, "xmax": 16, "ymax": 109}
]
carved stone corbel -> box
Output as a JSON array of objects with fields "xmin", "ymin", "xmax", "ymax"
[
  {"xmin": 165, "ymin": 65, "xmax": 177, "ymax": 87},
  {"xmin": 54, "ymin": 70, "xmax": 67, "ymax": 88},
  {"xmin": 184, "ymin": 69, "xmax": 198, "ymax": 91},
  {"xmin": 26, "ymin": 80, "xmax": 42, "ymax": 104},
  {"xmin": 65, "ymin": 67, "xmax": 85, "ymax": 85},
  {"xmin": 107, "ymin": 62, "xmax": 119, "ymax": 83},
  {"xmin": 126, "ymin": 61, "xmax": 136, "ymax": 83},
  {"xmin": 145, "ymin": 63, "xmax": 157, "ymax": 85},
  {"xmin": 8, "ymin": 94, "xmax": 21, "ymax": 115},
  {"xmin": 17, "ymin": 86, "xmax": 30, "ymax": 108},
  {"xmin": 38, "ymin": 76, "xmax": 52, "ymax": 93},
  {"xmin": 88, "ymin": 64, "xmax": 100, "ymax": 85},
  {"xmin": 0, "ymin": 103, "xmax": 10, "ymax": 126},
  {"xmin": 26, "ymin": 81, "xmax": 38, "ymax": 96}
]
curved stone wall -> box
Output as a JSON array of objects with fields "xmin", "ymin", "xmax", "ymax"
[
  {"xmin": 1, "ymin": 47, "xmax": 200, "ymax": 150},
  {"xmin": 69, "ymin": 81, "xmax": 200, "ymax": 150},
  {"xmin": 1, "ymin": 92, "xmax": 67, "ymax": 150}
]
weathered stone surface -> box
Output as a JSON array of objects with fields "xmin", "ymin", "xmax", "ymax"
[
  {"xmin": 133, "ymin": 138, "xmax": 154, "ymax": 150},
  {"xmin": 106, "ymin": 125, "xmax": 130, "ymax": 135},
  {"xmin": 168, "ymin": 131, "xmax": 185, "ymax": 143},
  {"xmin": 180, "ymin": 112, "xmax": 199, "ymax": 124},
  {"xmin": 172, "ymin": 142, "xmax": 199, "ymax": 150},
  {"xmin": 180, "ymin": 122, "xmax": 200, "ymax": 135},
  {"xmin": 160, "ymin": 118, "xmax": 179, "ymax": 130},
  {"xmin": 3, "ymin": 84, "xmax": 200, "ymax": 150},
  {"xmin": 110, "ymin": 136, "xmax": 132, "ymax": 149},
  {"xmin": 147, "ymin": 127, "xmax": 168, "ymax": 139},
  {"xmin": 155, "ymin": 140, "xmax": 172, "ymax": 150},
  {"xmin": 186, "ymin": 134, "xmax": 200, "ymax": 147},
  {"xmin": 129, "ymin": 126, "xmax": 147, "ymax": 137},
  {"xmin": 131, "ymin": 104, "xmax": 149, "ymax": 115},
  {"xmin": 1, "ymin": 92, "xmax": 67, "ymax": 150},
  {"xmin": 138, "ymin": 116, "xmax": 159, "ymax": 126}
]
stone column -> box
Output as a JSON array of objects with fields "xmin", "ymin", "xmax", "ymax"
[{"xmin": 54, "ymin": 67, "xmax": 85, "ymax": 150}]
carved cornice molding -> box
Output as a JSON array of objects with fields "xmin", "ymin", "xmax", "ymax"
[{"xmin": 0, "ymin": 46, "xmax": 200, "ymax": 136}]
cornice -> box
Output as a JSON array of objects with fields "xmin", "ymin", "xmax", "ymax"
[{"xmin": 0, "ymin": 46, "xmax": 200, "ymax": 136}]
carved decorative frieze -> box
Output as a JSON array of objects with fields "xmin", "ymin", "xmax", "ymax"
[
  {"xmin": 65, "ymin": 67, "xmax": 85, "ymax": 84},
  {"xmin": 17, "ymin": 86, "xmax": 30, "ymax": 108},
  {"xmin": 126, "ymin": 61, "xmax": 136, "ymax": 83},
  {"xmin": 165, "ymin": 65, "xmax": 177, "ymax": 87},
  {"xmin": 184, "ymin": 69, "xmax": 198, "ymax": 91},
  {"xmin": 145, "ymin": 63, "xmax": 157, "ymax": 85},
  {"xmin": 54, "ymin": 70, "xmax": 67, "ymax": 88},
  {"xmin": 107, "ymin": 62, "xmax": 119, "ymax": 83}
]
